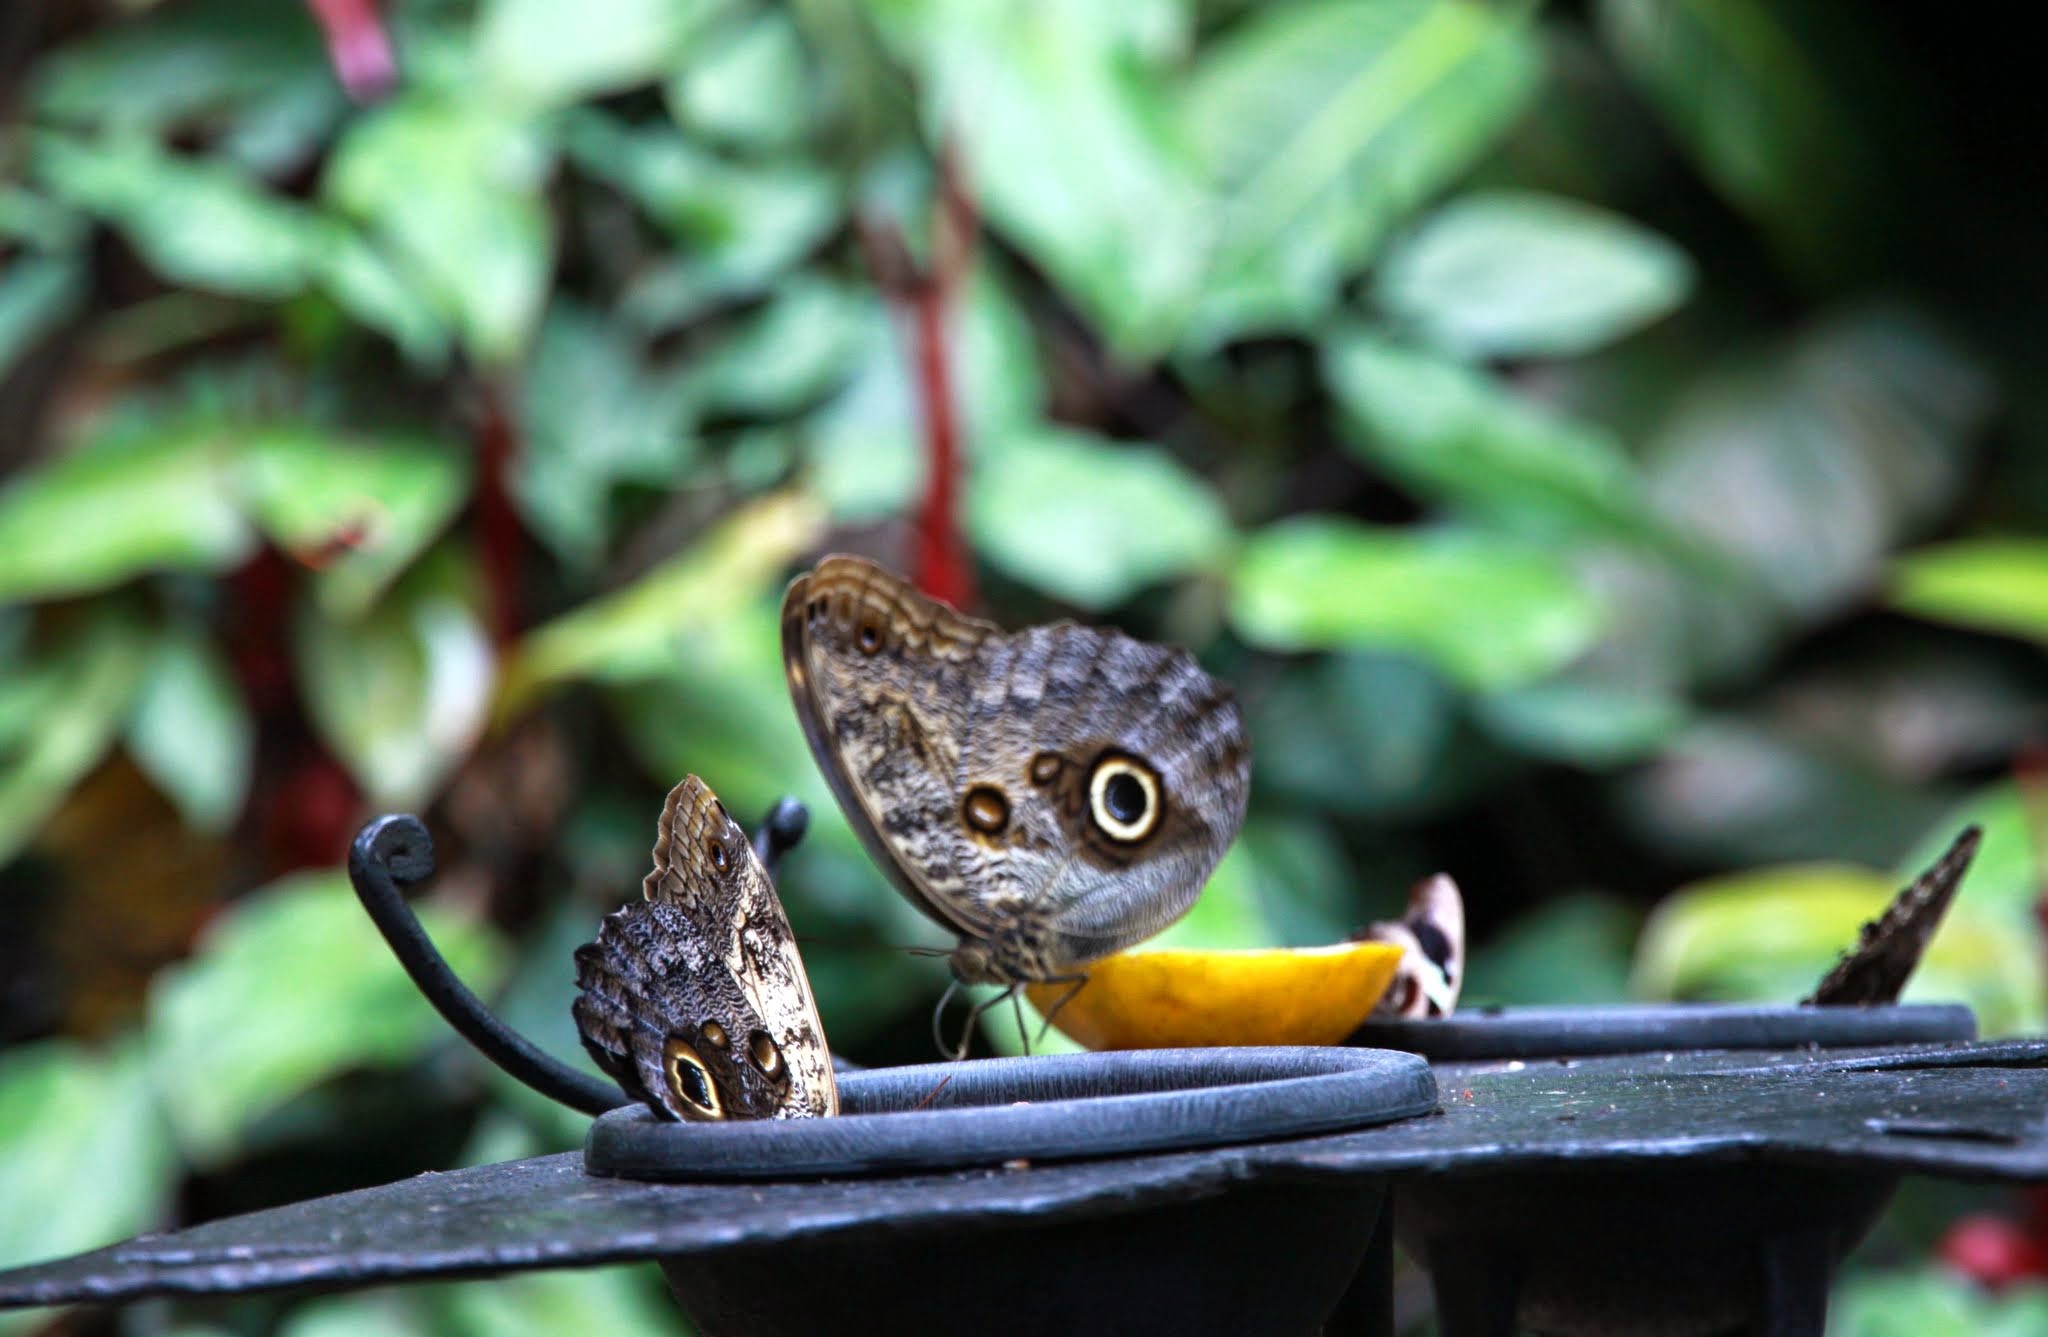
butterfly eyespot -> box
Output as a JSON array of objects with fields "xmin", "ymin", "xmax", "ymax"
[
  {"xmin": 1086, "ymin": 754, "xmax": 1163, "ymax": 844},
  {"xmin": 1028, "ymin": 753, "xmax": 1063, "ymax": 786},
  {"xmin": 962, "ymin": 785, "xmax": 1010, "ymax": 835},
  {"xmin": 703, "ymin": 836, "xmax": 732, "ymax": 872},
  {"xmin": 700, "ymin": 1020, "xmax": 729, "ymax": 1049},
  {"xmin": 856, "ymin": 620, "xmax": 884, "ymax": 655},
  {"xmin": 747, "ymin": 1029, "xmax": 786, "ymax": 1081},
  {"xmin": 662, "ymin": 1036, "xmax": 724, "ymax": 1121}
]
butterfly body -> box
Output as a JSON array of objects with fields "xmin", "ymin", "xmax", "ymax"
[
  {"xmin": 782, "ymin": 556, "xmax": 1251, "ymax": 991},
  {"xmin": 573, "ymin": 776, "xmax": 836, "ymax": 1121}
]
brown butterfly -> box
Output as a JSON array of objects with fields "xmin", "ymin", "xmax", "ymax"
[
  {"xmin": 781, "ymin": 555, "xmax": 1251, "ymax": 1055},
  {"xmin": 1807, "ymin": 824, "xmax": 1982, "ymax": 1006},
  {"xmin": 573, "ymin": 776, "xmax": 837, "ymax": 1120},
  {"xmin": 1357, "ymin": 873, "xmax": 1467, "ymax": 1019}
]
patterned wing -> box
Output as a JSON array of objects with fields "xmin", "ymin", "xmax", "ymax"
[
  {"xmin": 572, "ymin": 776, "xmax": 837, "ymax": 1120},
  {"xmin": 1361, "ymin": 874, "xmax": 1466, "ymax": 1019},
  {"xmin": 1807, "ymin": 825, "xmax": 1981, "ymax": 1006},
  {"xmin": 782, "ymin": 555, "xmax": 1250, "ymax": 981}
]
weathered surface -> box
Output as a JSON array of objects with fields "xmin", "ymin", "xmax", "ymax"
[{"xmin": 4, "ymin": 1039, "xmax": 2046, "ymax": 1310}]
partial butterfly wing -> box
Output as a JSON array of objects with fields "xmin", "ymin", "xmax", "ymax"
[
  {"xmin": 1360, "ymin": 874, "xmax": 1466, "ymax": 1019},
  {"xmin": 573, "ymin": 776, "xmax": 837, "ymax": 1120},
  {"xmin": 1806, "ymin": 825, "xmax": 1982, "ymax": 1007},
  {"xmin": 781, "ymin": 554, "xmax": 1250, "ymax": 983}
]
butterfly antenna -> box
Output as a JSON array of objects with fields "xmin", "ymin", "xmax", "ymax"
[{"xmin": 904, "ymin": 945, "xmax": 952, "ymax": 959}]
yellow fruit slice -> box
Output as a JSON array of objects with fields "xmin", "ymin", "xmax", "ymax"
[{"xmin": 1022, "ymin": 942, "xmax": 1406, "ymax": 1051}]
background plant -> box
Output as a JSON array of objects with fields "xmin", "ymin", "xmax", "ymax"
[{"xmin": 5, "ymin": 0, "xmax": 2048, "ymax": 1331}]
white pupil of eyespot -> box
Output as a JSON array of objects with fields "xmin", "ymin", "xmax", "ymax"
[{"xmin": 1089, "ymin": 761, "xmax": 1158, "ymax": 839}]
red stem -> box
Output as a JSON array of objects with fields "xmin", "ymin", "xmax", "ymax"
[
  {"xmin": 475, "ymin": 384, "xmax": 523, "ymax": 649},
  {"xmin": 910, "ymin": 279, "xmax": 972, "ymax": 609},
  {"xmin": 305, "ymin": 0, "xmax": 397, "ymax": 103}
]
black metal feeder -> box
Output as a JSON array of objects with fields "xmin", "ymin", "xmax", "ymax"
[
  {"xmin": 9, "ymin": 817, "xmax": 2048, "ymax": 1337},
  {"xmin": 0, "ymin": 811, "xmax": 1443, "ymax": 1337},
  {"xmin": 1343, "ymin": 1002, "xmax": 1998, "ymax": 1337}
]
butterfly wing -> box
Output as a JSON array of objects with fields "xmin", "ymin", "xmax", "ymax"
[
  {"xmin": 1806, "ymin": 824, "xmax": 1981, "ymax": 1006},
  {"xmin": 782, "ymin": 555, "xmax": 1251, "ymax": 980},
  {"xmin": 1361, "ymin": 874, "xmax": 1466, "ymax": 1019},
  {"xmin": 573, "ymin": 776, "xmax": 837, "ymax": 1120}
]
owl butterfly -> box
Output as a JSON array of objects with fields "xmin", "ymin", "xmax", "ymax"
[
  {"xmin": 1806, "ymin": 824, "xmax": 1981, "ymax": 1006},
  {"xmin": 781, "ymin": 555, "xmax": 1251, "ymax": 1055},
  {"xmin": 1358, "ymin": 874, "xmax": 1466, "ymax": 1020},
  {"xmin": 573, "ymin": 776, "xmax": 837, "ymax": 1121}
]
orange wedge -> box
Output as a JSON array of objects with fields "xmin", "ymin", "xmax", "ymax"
[{"xmin": 1022, "ymin": 942, "xmax": 1406, "ymax": 1050}]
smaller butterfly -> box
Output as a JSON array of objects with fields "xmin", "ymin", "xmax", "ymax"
[
  {"xmin": 1806, "ymin": 825, "xmax": 1982, "ymax": 1006},
  {"xmin": 573, "ymin": 776, "xmax": 837, "ymax": 1121},
  {"xmin": 1357, "ymin": 874, "xmax": 1466, "ymax": 1020}
]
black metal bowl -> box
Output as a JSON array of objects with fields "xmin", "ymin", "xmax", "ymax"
[
  {"xmin": 1351, "ymin": 1000, "xmax": 1976, "ymax": 1060},
  {"xmin": 586, "ymin": 1046, "xmax": 1436, "ymax": 1180},
  {"xmin": 614, "ymin": 1047, "xmax": 1436, "ymax": 1337}
]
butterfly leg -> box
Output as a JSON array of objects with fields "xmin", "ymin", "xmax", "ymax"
[
  {"xmin": 941, "ymin": 984, "xmax": 1019, "ymax": 1061},
  {"xmin": 1008, "ymin": 986, "xmax": 1030, "ymax": 1056},
  {"xmin": 1032, "ymin": 973, "xmax": 1089, "ymax": 1048}
]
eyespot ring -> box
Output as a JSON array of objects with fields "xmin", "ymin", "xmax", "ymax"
[
  {"xmin": 1087, "ymin": 753, "xmax": 1163, "ymax": 844},
  {"xmin": 856, "ymin": 619, "xmax": 884, "ymax": 655},
  {"xmin": 662, "ymin": 1035, "xmax": 724, "ymax": 1121},
  {"xmin": 962, "ymin": 784, "xmax": 1010, "ymax": 835},
  {"xmin": 705, "ymin": 837, "xmax": 730, "ymax": 872},
  {"xmin": 747, "ymin": 1028, "xmax": 786, "ymax": 1082}
]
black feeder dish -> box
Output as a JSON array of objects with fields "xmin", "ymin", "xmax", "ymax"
[{"xmin": 4, "ymin": 812, "xmax": 2048, "ymax": 1337}]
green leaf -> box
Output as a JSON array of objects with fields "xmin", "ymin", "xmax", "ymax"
[
  {"xmin": 498, "ymin": 490, "xmax": 826, "ymax": 716},
  {"xmin": 667, "ymin": 10, "xmax": 814, "ymax": 150},
  {"xmin": 1596, "ymin": 0, "xmax": 1872, "ymax": 275},
  {"xmin": 1622, "ymin": 718, "xmax": 1953, "ymax": 869},
  {"xmin": 1324, "ymin": 331, "xmax": 1667, "ymax": 545},
  {"xmin": 146, "ymin": 869, "xmax": 506, "ymax": 1165},
  {"xmin": 1891, "ymin": 539, "xmax": 2048, "ymax": 649},
  {"xmin": 0, "ymin": 428, "xmax": 252, "ymax": 602},
  {"xmin": 968, "ymin": 429, "xmax": 1232, "ymax": 609},
  {"xmin": 882, "ymin": 0, "xmax": 1208, "ymax": 356},
  {"xmin": 1247, "ymin": 652, "xmax": 1471, "ymax": 820},
  {"xmin": 1632, "ymin": 858, "xmax": 2044, "ymax": 1035},
  {"xmin": 1230, "ymin": 518, "xmax": 1601, "ymax": 690},
  {"xmin": 565, "ymin": 113, "xmax": 840, "ymax": 327},
  {"xmin": 805, "ymin": 274, "xmax": 1043, "ymax": 522},
  {"xmin": 1185, "ymin": 0, "xmax": 1541, "ymax": 342},
  {"xmin": 1834, "ymin": 1267, "xmax": 2048, "ymax": 1337},
  {"xmin": 31, "ymin": 0, "xmax": 326, "ymax": 135},
  {"xmin": 294, "ymin": 555, "xmax": 495, "ymax": 808},
  {"xmin": 0, "ymin": 1039, "xmax": 175, "ymax": 1269},
  {"xmin": 326, "ymin": 96, "xmax": 555, "ymax": 364},
  {"xmin": 1475, "ymin": 677, "xmax": 1687, "ymax": 766},
  {"xmin": 698, "ymin": 278, "xmax": 868, "ymax": 418},
  {"xmin": 36, "ymin": 134, "xmax": 325, "ymax": 300},
  {"xmin": 1646, "ymin": 305, "xmax": 1994, "ymax": 620},
  {"xmin": 1375, "ymin": 189, "xmax": 1693, "ymax": 358},
  {"xmin": 515, "ymin": 303, "xmax": 698, "ymax": 569},
  {"xmin": 124, "ymin": 626, "xmax": 253, "ymax": 832},
  {"xmin": 1465, "ymin": 895, "xmax": 1640, "ymax": 1007},
  {"xmin": 0, "ymin": 253, "xmax": 86, "ymax": 380},
  {"xmin": 0, "ymin": 614, "xmax": 150, "ymax": 868},
  {"xmin": 480, "ymin": 0, "xmax": 717, "ymax": 108},
  {"xmin": 239, "ymin": 427, "xmax": 471, "ymax": 618}
]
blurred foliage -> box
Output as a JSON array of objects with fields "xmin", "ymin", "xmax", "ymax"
[{"xmin": 4, "ymin": 0, "xmax": 2048, "ymax": 1334}]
